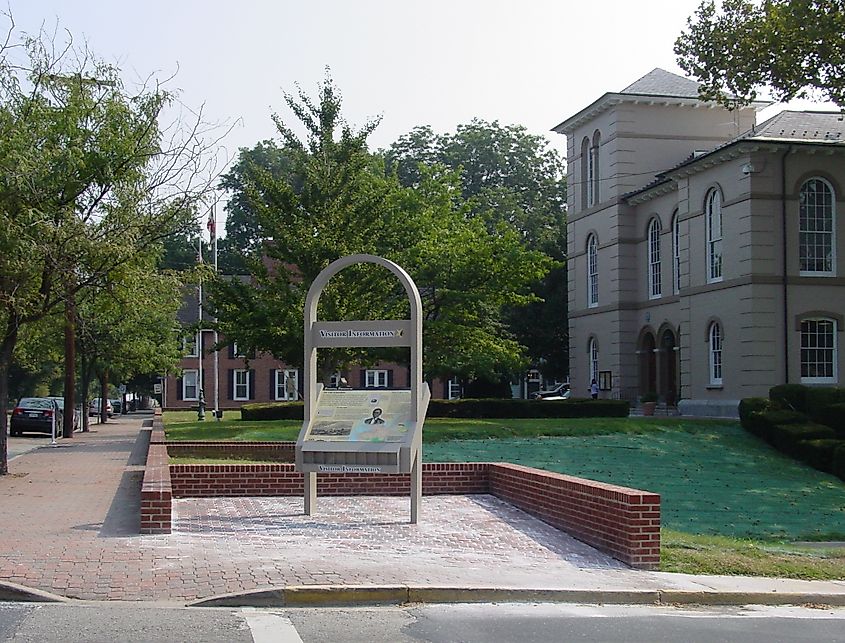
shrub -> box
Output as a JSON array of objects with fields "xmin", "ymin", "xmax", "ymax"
[
  {"xmin": 240, "ymin": 397, "xmax": 631, "ymax": 421},
  {"xmin": 832, "ymin": 443, "xmax": 845, "ymax": 482},
  {"xmin": 793, "ymin": 439, "xmax": 845, "ymax": 473},
  {"xmin": 769, "ymin": 384, "xmax": 811, "ymax": 413},
  {"xmin": 748, "ymin": 409, "xmax": 806, "ymax": 442},
  {"xmin": 770, "ymin": 423, "xmax": 837, "ymax": 452},
  {"xmin": 738, "ymin": 397, "xmax": 772, "ymax": 430},
  {"xmin": 813, "ymin": 402, "xmax": 845, "ymax": 437}
]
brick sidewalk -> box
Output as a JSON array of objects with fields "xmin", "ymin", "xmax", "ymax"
[{"xmin": 1, "ymin": 414, "xmax": 676, "ymax": 602}]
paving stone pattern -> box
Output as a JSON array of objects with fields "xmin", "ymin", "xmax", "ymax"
[{"xmin": 0, "ymin": 416, "xmax": 650, "ymax": 602}]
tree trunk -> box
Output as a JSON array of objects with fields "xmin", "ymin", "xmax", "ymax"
[
  {"xmin": 80, "ymin": 364, "xmax": 92, "ymax": 432},
  {"xmin": 0, "ymin": 320, "xmax": 20, "ymax": 475},
  {"xmin": 100, "ymin": 371, "xmax": 109, "ymax": 424},
  {"xmin": 63, "ymin": 288, "xmax": 77, "ymax": 438}
]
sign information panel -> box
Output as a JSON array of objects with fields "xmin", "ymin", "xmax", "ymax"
[{"xmin": 308, "ymin": 390, "xmax": 413, "ymax": 443}]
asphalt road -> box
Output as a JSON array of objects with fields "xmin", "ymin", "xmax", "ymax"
[{"xmin": 1, "ymin": 602, "xmax": 845, "ymax": 642}]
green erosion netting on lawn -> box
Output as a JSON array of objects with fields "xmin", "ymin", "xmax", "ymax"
[{"xmin": 424, "ymin": 422, "xmax": 845, "ymax": 541}]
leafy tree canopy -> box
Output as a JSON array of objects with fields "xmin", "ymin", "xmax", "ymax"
[
  {"xmin": 676, "ymin": 0, "xmax": 845, "ymax": 108},
  {"xmin": 211, "ymin": 73, "xmax": 552, "ymax": 382}
]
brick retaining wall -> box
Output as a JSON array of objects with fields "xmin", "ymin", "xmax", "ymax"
[
  {"xmin": 165, "ymin": 441, "xmax": 296, "ymax": 461},
  {"xmin": 142, "ymin": 435, "xmax": 660, "ymax": 568}
]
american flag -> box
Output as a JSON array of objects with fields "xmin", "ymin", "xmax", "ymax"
[{"xmin": 206, "ymin": 211, "xmax": 216, "ymax": 240}]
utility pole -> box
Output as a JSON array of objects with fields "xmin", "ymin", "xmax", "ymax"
[
  {"xmin": 197, "ymin": 235, "xmax": 205, "ymax": 421},
  {"xmin": 209, "ymin": 205, "xmax": 220, "ymax": 422},
  {"xmin": 63, "ymin": 278, "xmax": 76, "ymax": 438}
]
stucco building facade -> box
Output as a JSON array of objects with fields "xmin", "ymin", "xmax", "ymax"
[{"xmin": 554, "ymin": 69, "xmax": 845, "ymax": 414}]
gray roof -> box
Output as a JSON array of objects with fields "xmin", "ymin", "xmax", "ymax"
[
  {"xmin": 621, "ymin": 68, "xmax": 703, "ymax": 98},
  {"xmin": 751, "ymin": 110, "xmax": 844, "ymax": 142}
]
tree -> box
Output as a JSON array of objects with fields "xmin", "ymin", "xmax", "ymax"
[
  {"xmin": 386, "ymin": 119, "xmax": 568, "ymax": 379},
  {"xmin": 675, "ymin": 0, "xmax": 845, "ymax": 108},
  {"xmin": 211, "ymin": 74, "xmax": 551, "ymax": 382},
  {"xmin": 0, "ymin": 20, "xmax": 223, "ymax": 472}
]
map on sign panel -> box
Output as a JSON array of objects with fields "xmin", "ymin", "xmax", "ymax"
[{"xmin": 307, "ymin": 389, "xmax": 412, "ymax": 443}]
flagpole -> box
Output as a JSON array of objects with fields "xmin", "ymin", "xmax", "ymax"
[
  {"xmin": 197, "ymin": 233, "xmax": 205, "ymax": 421},
  {"xmin": 211, "ymin": 204, "xmax": 220, "ymax": 422}
]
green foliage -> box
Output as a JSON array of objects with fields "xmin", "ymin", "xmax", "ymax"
[
  {"xmin": 794, "ymin": 439, "xmax": 844, "ymax": 473},
  {"xmin": 769, "ymin": 384, "xmax": 812, "ymax": 412},
  {"xmin": 675, "ymin": 0, "xmax": 845, "ymax": 108},
  {"xmin": 814, "ymin": 402, "xmax": 845, "ymax": 437},
  {"xmin": 833, "ymin": 443, "xmax": 845, "ymax": 481},
  {"xmin": 211, "ymin": 73, "xmax": 552, "ymax": 381},
  {"xmin": 738, "ymin": 397, "xmax": 771, "ymax": 427},
  {"xmin": 239, "ymin": 397, "xmax": 630, "ymax": 421},
  {"xmin": 386, "ymin": 120, "xmax": 568, "ymax": 378},
  {"xmin": 770, "ymin": 423, "xmax": 837, "ymax": 452}
]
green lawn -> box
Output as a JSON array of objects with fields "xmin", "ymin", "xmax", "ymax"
[{"xmin": 162, "ymin": 411, "xmax": 845, "ymax": 578}]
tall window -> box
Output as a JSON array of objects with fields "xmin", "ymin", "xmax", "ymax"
[
  {"xmin": 447, "ymin": 377, "xmax": 461, "ymax": 400},
  {"xmin": 588, "ymin": 337, "xmax": 599, "ymax": 384},
  {"xmin": 706, "ymin": 189, "xmax": 723, "ymax": 282},
  {"xmin": 672, "ymin": 211, "xmax": 681, "ymax": 294},
  {"xmin": 580, "ymin": 137, "xmax": 590, "ymax": 209},
  {"xmin": 799, "ymin": 178, "xmax": 835, "ymax": 275},
  {"xmin": 233, "ymin": 369, "xmax": 250, "ymax": 400},
  {"xmin": 182, "ymin": 336, "xmax": 198, "ymax": 357},
  {"xmin": 590, "ymin": 130, "xmax": 601, "ymax": 206},
  {"xmin": 182, "ymin": 369, "xmax": 198, "ymax": 401},
  {"xmin": 648, "ymin": 218, "xmax": 662, "ymax": 299},
  {"xmin": 275, "ymin": 368, "xmax": 299, "ymax": 401},
  {"xmin": 708, "ymin": 322, "xmax": 723, "ymax": 385},
  {"xmin": 801, "ymin": 318, "xmax": 837, "ymax": 383},
  {"xmin": 587, "ymin": 234, "xmax": 598, "ymax": 307},
  {"xmin": 232, "ymin": 342, "xmax": 245, "ymax": 358},
  {"xmin": 365, "ymin": 369, "xmax": 388, "ymax": 388}
]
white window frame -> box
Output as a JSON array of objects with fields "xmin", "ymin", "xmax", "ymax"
[
  {"xmin": 590, "ymin": 133, "xmax": 600, "ymax": 207},
  {"xmin": 182, "ymin": 369, "xmax": 199, "ymax": 401},
  {"xmin": 708, "ymin": 322, "xmax": 723, "ymax": 386},
  {"xmin": 365, "ymin": 369, "xmax": 388, "ymax": 388},
  {"xmin": 233, "ymin": 369, "xmax": 250, "ymax": 401},
  {"xmin": 182, "ymin": 335, "xmax": 198, "ymax": 357},
  {"xmin": 800, "ymin": 318, "xmax": 838, "ymax": 384},
  {"xmin": 580, "ymin": 137, "xmax": 590, "ymax": 210},
  {"xmin": 588, "ymin": 338, "xmax": 599, "ymax": 384},
  {"xmin": 587, "ymin": 234, "xmax": 598, "ymax": 308},
  {"xmin": 648, "ymin": 218, "xmax": 662, "ymax": 299},
  {"xmin": 799, "ymin": 178, "xmax": 836, "ymax": 276},
  {"xmin": 275, "ymin": 368, "xmax": 299, "ymax": 401},
  {"xmin": 447, "ymin": 377, "xmax": 461, "ymax": 400},
  {"xmin": 232, "ymin": 342, "xmax": 245, "ymax": 358},
  {"xmin": 706, "ymin": 189, "xmax": 723, "ymax": 283},
  {"xmin": 587, "ymin": 141, "xmax": 595, "ymax": 208},
  {"xmin": 672, "ymin": 212, "xmax": 681, "ymax": 294}
]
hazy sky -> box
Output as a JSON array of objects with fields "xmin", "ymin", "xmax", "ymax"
[{"xmin": 8, "ymin": 2, "xmax": 832, "ymax": 188}]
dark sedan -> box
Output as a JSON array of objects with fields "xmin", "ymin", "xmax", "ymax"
[{"xmin": 10, "ymin": 397, "xmax": 63, "ymax": 436}]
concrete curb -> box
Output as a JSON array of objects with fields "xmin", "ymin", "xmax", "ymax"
[
  {"xmin": 0, "ymin": 581, "xmax": 69, "ymax": 603},
  {"xmin": 186, "ymin": 584, "xmax": 845, "ymax": 608}
]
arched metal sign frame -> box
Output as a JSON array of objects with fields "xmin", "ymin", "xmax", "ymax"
[{"xmin": 295, "ymin": 254, "xmax": 429, "ymax": 523}]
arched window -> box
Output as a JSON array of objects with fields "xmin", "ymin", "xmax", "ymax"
[
  {"xmin": 648, "ymin": 218, "xmax": 662, "ymax": 299},
  {"xmin": 588, "ymin": 337, "xmax": 599, "ymax": 384},
  {"xmin": 590, "ymin": 130, "xmax": 601, "ymax": 206},
  {"xmin": 800, "ymin": 318, "xmax": 838, "ymax": 383},
  {"xmin": 672, "ymin": 210, "xmax": 681, "ymax": 294},
  {"xmin": 708, "ymin": 322, "xmax": 723, "ymax": 385},
  {"xmin": 706, "ymin": 189, "xmax": 723, "ymax": 282},
  {"xmin": 580, "ymin": 137, "xmax": 590, "ymax": 210},
  {"xmin": 799, "ymin": 178, "xmax": 836, "ymax": 275},
  {"xmin": 587, "ymin": 234, "xmax": 598, "ymax": 307}
]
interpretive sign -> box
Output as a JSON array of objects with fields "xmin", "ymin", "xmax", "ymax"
[{"xmin": 295, "ymin": 254, "xmax": 430, "ymax": 523}]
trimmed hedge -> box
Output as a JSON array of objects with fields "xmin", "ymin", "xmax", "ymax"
[
  {"xmin": 770, "ymin": 423, "xmax": 836, "ymax": 452},
  {"xmin": 833, "ymin": 443, "xmax": 845, "ymax": 481},
  {"xmin": 794, "ymin": 439, "xmax": 845, "ymax": 473},
  {"xmin": 812, "ymin": 402, "xmax": 845, "ymax": 437},
  {"xmin": 240, "ymin": 397, "xmax": 630, "ymax": 421}
]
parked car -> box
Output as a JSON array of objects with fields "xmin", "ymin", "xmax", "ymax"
[
  {"xmin": 10, "ymin": 397, "xmax": 63, "ymax": 436},
  {"xmin": 46, "ymin": 397, "xmax": 82, "ymax": 432},
  {"xmin": 88, "ymin": 398, "xmax": 113, "ymax": 418},
  {"xmin": 532, "ymin": 383, "xmax": 572, "ymax": 401},
  {"xmin": 110, "ymin": 398, "xmax": 122, "ymax": 415}
]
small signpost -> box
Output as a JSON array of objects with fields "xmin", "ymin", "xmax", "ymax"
[{"xmin": 295, "ymin": 254, "xmax": 430, "ymax": 523}]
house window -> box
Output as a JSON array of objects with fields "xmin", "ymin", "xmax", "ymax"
[
  {"xmin": 580, "ymin": 137, "xmax": 590, "ymax": 210},
  {"xmin": 365, "ymin": 369, "xmax": 388, "ymax": 388},
  {"xmin": 801, "ymin": 318, "xmax": 837, "ymax": 383},
  {"xmin": 275, "ymin": 369, "xmax": 299, "ymax": 401},
  {"xmin": 587, "ymin": 234, "xmax": 598, "ymax": 308},
  {"xmin": 590, "ymin": 130, "xmax": 601, "ymax": 206},
  {"xmin": 182, "ymin": 369, "xmax": 198, "ymax": 401},
  {"xmin": 799, "ymin": 178, "xmax": 835, "ymax": 275},
  {"xmin": 232, "ymin": 342, "xmax": 245, "ymax": 358},
  {"xmin": 447, "ymin": 377, "xmax": 461, "ymax": 400},
  {"xmin": 182, "ymin": 335, "xmax": 198, "ymax": 357},
  {"xmin": 588, "ymin": 337, "xmax": 599, "ymax": 384},
  {"xmin": 709, "ymin": 322, "xmax": 723, "ymax": 385},
  {"xmin": 672, "ymin": 211, "xmax": 681, "ymax": 294},
  {"xmin": 706, "ymin": 189, "xmax": 723, "ymax": 282},
  {"xmin": 648, "ymin": 218, "xmax": 662, "ymax": 299},
  {"xmin": 233, "ymin": 369, "xmax": 250, "ymax": 400}
]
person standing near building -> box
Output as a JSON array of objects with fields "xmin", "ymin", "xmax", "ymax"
[{"xmin": 590, "ymin": 379, "xmax": 599, "ymax": 399}]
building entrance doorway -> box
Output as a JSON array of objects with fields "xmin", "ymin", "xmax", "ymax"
[
  {"xmin": 638, "ymin": 332, "xmax": 656, "ymax": 397},
  {"xmin": 659, "ymin": 329, "xmax": 677, "ymax": 406}
]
